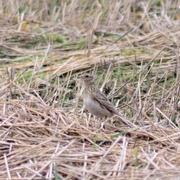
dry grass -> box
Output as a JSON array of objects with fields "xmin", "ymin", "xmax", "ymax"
[{"xmin": 0, "ymin": 0, "xmax": 180, "ymax": 179}]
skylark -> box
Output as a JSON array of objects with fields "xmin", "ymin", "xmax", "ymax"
[{"xmin": 79, "ymin": 74, "xmax": 120, "ymax": 118}]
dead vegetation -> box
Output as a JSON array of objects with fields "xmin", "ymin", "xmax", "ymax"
[{"xmin": 0, "ymin": 0, "xmax": 180, "ymax": 179}]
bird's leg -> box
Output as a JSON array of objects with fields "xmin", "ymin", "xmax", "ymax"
[
  {"xmin": 84, "ymin": 112, "xmax": 91, "ymax": 128},
  {"xmin": 100, "ymin": 117, "xmax": 107, "ymax": 130},
  {"xmin": 87, "ymin": 113, "xmax": 91, "ymax": 127},
  {"xmin": 100, "ymin": 120, "xmax": 105, "ymax": 130}
]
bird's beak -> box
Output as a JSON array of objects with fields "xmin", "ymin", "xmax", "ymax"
[
  {"xmin": 78, "ymin": 74, "xmax": 84, "ymax": 80},
  {"xmin": 77, "ymin": 75, "xmax": 84, "ymax": 83}
]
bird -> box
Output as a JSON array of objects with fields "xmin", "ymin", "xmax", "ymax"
[{"xmin": 79, "ymin": 74, "xmax": 120, "ymax": 118}]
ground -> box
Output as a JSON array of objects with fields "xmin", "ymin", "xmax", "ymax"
[{"xmin": 0, "ymin": 0, "xmax": 180, "ymax": 179}]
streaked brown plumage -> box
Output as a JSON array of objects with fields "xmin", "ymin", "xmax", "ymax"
[{"xmin": 79, "ymin": 74, "xmax": 120, "ymax": 118}]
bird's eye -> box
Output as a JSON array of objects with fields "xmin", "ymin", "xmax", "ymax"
[{"xmin": 85, "ymin": 74, "xmax": 89, "ymax": 78}]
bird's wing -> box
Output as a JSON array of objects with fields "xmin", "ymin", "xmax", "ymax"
[{"xmin": 91, "ymin": 87, "xmax": 119, "ymax": 115}]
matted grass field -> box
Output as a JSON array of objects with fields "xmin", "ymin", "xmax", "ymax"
[{"xmin": 0, "ymin": 0, "xmax": 180, "ymax": 179}]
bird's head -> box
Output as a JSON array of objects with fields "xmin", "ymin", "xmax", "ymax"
[{"xmin": 79, "ymin": 74, "xmax": 94, "ymax": 85}]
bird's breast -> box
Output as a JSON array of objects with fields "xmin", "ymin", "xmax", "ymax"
[{"xmin": 83, "ymin": 95, "xmax": 112, "ymax": 117}]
